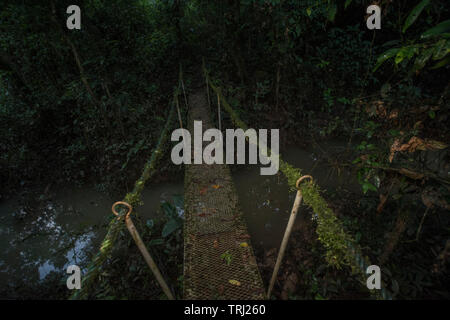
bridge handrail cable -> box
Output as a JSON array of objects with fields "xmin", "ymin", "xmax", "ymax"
[{"xmin": 202, "ymin": 61, "xmax": 392, "ymax": 300}]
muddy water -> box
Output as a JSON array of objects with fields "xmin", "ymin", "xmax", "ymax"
[
  {"xmin": 233, "ymin": 140, "xmax": 359, "ymax": 250},
  {"xmin": 0, "ymin": 141, "xmax": 353, "ymax": 296},
  {"xmin": 0, "ymin": 183, "xmax": 183, "ymax": 296}
]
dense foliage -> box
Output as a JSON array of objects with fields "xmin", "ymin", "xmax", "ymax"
[{"xmin": 0, "ymin": 0, "xmax": 180, "ymax": 194}]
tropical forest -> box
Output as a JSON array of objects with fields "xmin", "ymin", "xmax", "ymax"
[{"xmin": 0, "ymin": 0, "xmax": 449, "ymax": 300}]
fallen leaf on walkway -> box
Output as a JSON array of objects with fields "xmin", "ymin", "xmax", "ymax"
[
  {"xmin": 240, "ymin": 242, "xmax": 248, "ymax": 248},
  {"xmin": 213, "ymin": 240, "xmax": 219, "ymax": 248},
  {"xmin": 212, "ymin": 184, "xmax": 221, "ymax": 189},
  {"xmin": 217, "ymin": 285, "xmax": 224, "ymax": 295},
  {"xmin": 229, "ymin": 280, "xmax": 241, "ymax": 286},
  {"xmin": 221, "ymin": 214, "xmax": 239, "ymax": 222},
  {"xmin": 198, "ymin": 212, "xmax": 211, "ymax": 217}
]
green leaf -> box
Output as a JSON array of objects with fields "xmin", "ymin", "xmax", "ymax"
[
  {"xmin": 362, "ymin": 181, "xmax": 377, "ymax": 194},
  {"xmin": 395, "ymin": 50, "xmax": 405, "ymax": 65},
  {"xmin": 355, "ymin": 232, "xmax": 361, "ymax": 243},
  {"xmin": 389, "ymin": 129, "xmax": 400, "ymax": 137},
  {"xmin": 373, "ymin": 48, "xmax": 401, "ymax": 71},
  {"xmin": 402, "ymin": 0, "xmax": 430, "ymax": 33},
  {"xmin": 306, "ymin": 7, "xmax": 312, "ymax": 17},
  {"xmin": 172, "ymin": 194, "xmax": 184, "ymax": 208},
  {"xmin": 149, "ymin": 238, "xmax": 164, "ymax": 246},
  {"xmin": 395, "ymin": 46, "xmax": 419, "ymax": 65},
  {"xmin": 161, "ymin": 202, "xmax": 177, "ymax": 218},
  {"xmin": 374, "ymin": 175, "xmax": 381, "ymax": 188},
  {"xmin": 430, "ymin": 55, "xmax": 450, "ymax": 69},
  {"xmin": 432, "ymin": 39, "xmax": 450, "ymax": 60},
  {"xmin": 382, "ymin": 40, "xmax": 401, "ymax": 48},
  {"xmin": 428, "ymin": 110, "xmax": 436, "ymax": 119},
  {"xmin": 162, "ymin": 219, "xmax": 181, "ymax": 237},
  {"xmin": 146, "ymin": 219, "xmax": 154, "ymax": 228},
  {"xmin": 327, "ymin": 3, "xmax": 337, "ymax": 22},
  {"xmin": 421, "ymin": 20, "xmax": 450, "ymax": 39},
  {"xmin": 344, "ymin": 0, "xmax": 352, "ymax": 9},
  {"xmin": 412, "ymin": 47, "xmax": 434, "ymax": 71}
]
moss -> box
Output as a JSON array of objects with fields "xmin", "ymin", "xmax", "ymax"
[
  {"xmin": 279, "ymin": 160, "xmax": 303, "ymax": 191},
  {"xmin": 301, "ymin": 183, "xmax": 353, "ymax": 268},
  {"xmin": 205, "ymin": 70, "xmax": 392, "ymax": 299},
  {"xmin": 124, "ymin": 192, "xmax": 143, "ymax": 207}
]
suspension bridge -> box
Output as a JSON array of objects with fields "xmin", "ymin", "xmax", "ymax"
[{"xmin": 70, "ymin": 62, "xmax": 393, "ymax": 300}]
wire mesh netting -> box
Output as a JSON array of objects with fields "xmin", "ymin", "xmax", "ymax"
[{"xmin": 183, "ymin": 90, "xmax": 265, "ymax": 300}]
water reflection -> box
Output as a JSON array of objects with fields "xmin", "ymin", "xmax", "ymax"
[
  {"xmin": 0, "ymin": 182, "xmax": 183, "ymax": 296},
  {"xmin": 233, "ymin": 142, "xmax": 358, "ymax": 250},
  {"xmin": 0, "ymin": 142, "xmax": 356, "ymax": 296}
]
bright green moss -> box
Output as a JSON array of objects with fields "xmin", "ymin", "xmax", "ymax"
[{"xmin": 206, "ymin": 72, "xmax": 392, "ymax": 299}]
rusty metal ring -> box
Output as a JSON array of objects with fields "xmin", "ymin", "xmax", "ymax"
[
  {"xmin": 296, "ymin": 175, "xmax": 313, "ymax": 190},
  {"xmin": 112, "ymin": 201, "xmax": 132, "ymax": 220}
]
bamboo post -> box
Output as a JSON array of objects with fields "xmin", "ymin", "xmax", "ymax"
[
  {"xmin": 267, "ymin": 175, "xmax": 313, "ymax": 299},
  {"xmin": 112, "ymin": 202, "xmax": 175, "ymax": 300}
]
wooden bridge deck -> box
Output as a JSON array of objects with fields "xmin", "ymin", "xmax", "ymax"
[{"xmin": 183, "ymin": 88, "xmax": 265, "ymax": 299}]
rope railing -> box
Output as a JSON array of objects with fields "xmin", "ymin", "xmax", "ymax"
[
  {"xmin": 70, "ymin": 68, "xmax": 183, "ymax": 300},
  {"xmin": 202, "ymin": 61, "xmax": 393, "ymax": 300}
]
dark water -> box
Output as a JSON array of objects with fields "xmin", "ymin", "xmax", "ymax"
[
  {"xmin": 0, "ymin": 183, "xmax": 184, "ymax": 293},
  {"xmin": 0, "ymin": 188, "xmax": 111, "ymax": 287},
  {"xmin": 0, "ymin": 142, "xmax": 355, "ymax": 295},
  {"xmin": 233, "ymin": 140, "xmax": 358, "ymax": 249}
]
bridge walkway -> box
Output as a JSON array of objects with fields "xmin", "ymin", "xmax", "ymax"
[{"xmin": 183, "ymin": 88, "xmax": 265, "ymax": 299}]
